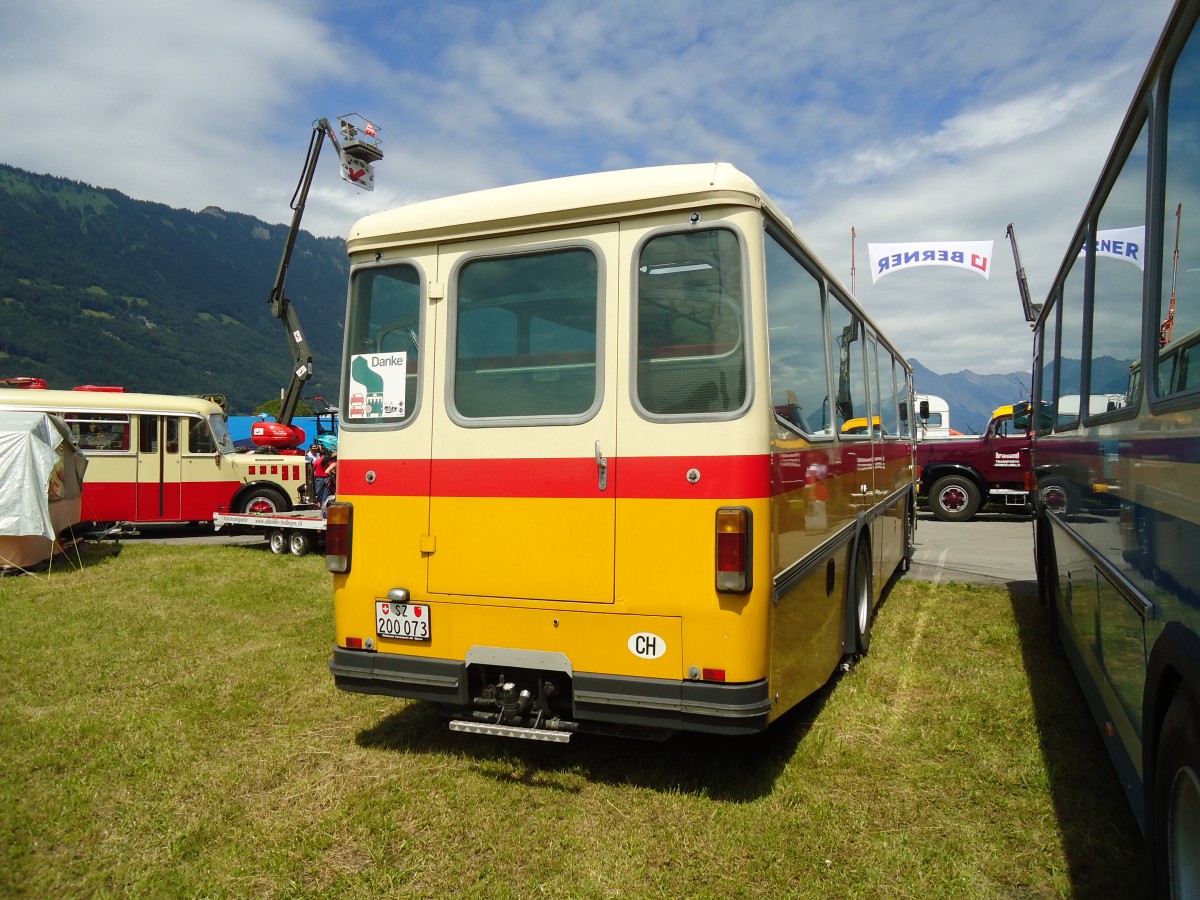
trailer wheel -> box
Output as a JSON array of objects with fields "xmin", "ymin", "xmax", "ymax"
[
  {"xmin": 288, "ymin": 531, "xmax": 312, "ymax": 556},
  {"xmin": 268, "ymin": 529, "xmax": 288, "ymax": 554},
  {"xmin": 239, "ymin": 486, "xmax": 288, "ymax": 515},
  {"xmin": 929, "ymin": 474, "xmax": 981, "ymax": 522},
  {"xmin": 1153, "ymin": 688, "xmax": 1200, "ymax": 898}
]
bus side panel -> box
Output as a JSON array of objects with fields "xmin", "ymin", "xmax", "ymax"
[
  {"xmin": 874, "ymin": 442, "xmax": 914, "ymax": 593},
  {"xmin": 79, "ymin": 471, "xmax": 137, "ymax": 522},
  {"xmin": 770, "ymin": 540, "xmax": 850, "ymax": 720},
  {"xmin": 1048, "ymin": 513, "xmax": 1146, "ymax": 814}
]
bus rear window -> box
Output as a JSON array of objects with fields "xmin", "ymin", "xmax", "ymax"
[
  {"xmin": 451, "ymin": 248, "xmax": 600, "ymax": 421},
  {"xmin": 345, "ymin": 264, "xmax": 423, "ymax": 424},
  {"xmin": 636, "ymin": 228, "xmax": 747, "ymax": 417}
]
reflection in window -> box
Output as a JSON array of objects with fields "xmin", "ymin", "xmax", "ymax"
[
  {"xmin": 66, "ymin": 412, "xmax": 130, "ymax": 451},
  {"xmin": 1090, "ymin": 120, "xmax": 1147, "ymax": 416},
  {"xmin": 345, "ymin": 264, "xmax": 422, "ymax": 424},
  {"xmin": 1159, "ymin": 29, "xmax": 1200, "ymax": 397},
  {"xmin": 636, "ymin": 229, "xmax": 747, "ymax": 416},
  {"xmin": 881, "ymin": 353, "xmax": 901, "ymax": 437},
  {"xmin": 828, "ymin": 297, "xmax": 867, "ymax": 433},
  {"xmin": 1057, "ymin": 260, "xmax": 1085, "ymax": 429},
  {"xmin": 454, "ymin": 248, "xmax": 598, "ymax": 419},
  {"xmin": 187, "ymin": 416, "xmax": 216, "ymax": 453},
  {"xmin": 765, "ymin": 234, "xmax": 829, "ymax": 436},
  {"xmin": 1036, "ymin": 297, "xmax": 1059, "ymax": 435}
]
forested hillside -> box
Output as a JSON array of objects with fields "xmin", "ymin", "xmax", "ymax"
[{"xmin": 0, "ymin": 164, "xmax": 348, "ymax": 413}]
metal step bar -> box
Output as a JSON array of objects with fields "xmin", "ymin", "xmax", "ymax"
[{"xmin": 448, "ymin": 719, "xmax": 572, "ymax": 742}]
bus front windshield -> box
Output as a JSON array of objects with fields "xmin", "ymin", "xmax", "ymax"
[{"xmin": 208, "ymin": 415, "xmax": 236, "ymax": 454}]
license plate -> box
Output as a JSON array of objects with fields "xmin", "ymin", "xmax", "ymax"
[{"xmin": 375, "ymin": 600, "xmax": 431, "ymax": 641}]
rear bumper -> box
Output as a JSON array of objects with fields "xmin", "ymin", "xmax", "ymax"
[{"xmin": 329, "ymin": 646, "xmax": 772, "ymax": 736}]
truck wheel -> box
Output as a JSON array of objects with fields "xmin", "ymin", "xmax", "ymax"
[
  {"xmin": 1153, "ymin": 689, "xmax": 1200, "ymax": 898},
  {"xmin": 268, "ymin": 529, "xmax": 288, "ymax": 554},
  {"xmin": 929, "ymin": 475, "xmax": 981, "ymax": 522},
  {"xmin": 288, "ymin": 531, "xmax": 312, "ymax": 556},
  {"xmin": 1037, "ymin": 477, "xmax": 1074, "ymax": 516},
  {"xmin": 239, "ymin": 486, "xmax": 288, "ymax": 515}
]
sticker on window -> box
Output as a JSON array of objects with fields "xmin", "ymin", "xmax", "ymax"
[{"xmin": 349, "ymin": 352, "xmax": 407, "ymax": 419}]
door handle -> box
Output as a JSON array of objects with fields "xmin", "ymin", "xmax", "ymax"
[{"xmin": 595, "ymin": 441, "xmax": 608, "ymax": 491}]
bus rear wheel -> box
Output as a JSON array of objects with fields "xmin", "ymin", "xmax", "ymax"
[
  {"xmin": 852, "ymin": 539, "xmax": 873, "ymax": 656},
  {"xmin": 1154, "ymin": 688, "xmax": 1200, "ymax": 898}
]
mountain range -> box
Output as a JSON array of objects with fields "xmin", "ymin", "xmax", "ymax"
[
  {"xmin": 2, "ymin": 162, "xmax": 1061, "ymax": 425},
  {"xmin": 0, "ymin": 164, "xmax": 347, "ymax": 413}
]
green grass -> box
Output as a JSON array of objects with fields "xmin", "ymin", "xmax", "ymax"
[{"xmin": 0, "ymin": 543, "xmax": 1144, "ymax": 898}]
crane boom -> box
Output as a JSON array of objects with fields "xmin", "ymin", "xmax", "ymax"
[{"xmin": 253, "ymin": 115, "xmax": 382, "ymax": 450}]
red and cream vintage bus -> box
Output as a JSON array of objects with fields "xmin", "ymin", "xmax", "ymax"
[
  {"xmin": 0, "ymin": 387, "xmax": 310, "ymax": 525},
  {"xmin": 326, "ymin": 163, "xmax": 917, "ymax": 741}
]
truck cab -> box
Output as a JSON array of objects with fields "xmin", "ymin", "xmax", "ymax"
[{"xmin": 916, "ymin": 403, "xmax": 1032, "ymax": 521}]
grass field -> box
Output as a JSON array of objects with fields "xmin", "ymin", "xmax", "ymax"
[{"xmin": 0, "ymin": 541, "xmax": 1145, "ymax": 898}]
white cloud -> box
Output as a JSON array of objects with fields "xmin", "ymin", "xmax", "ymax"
[{"xmin": 0, "ymin": 0, "xmax": 1178, "ymax": 375}]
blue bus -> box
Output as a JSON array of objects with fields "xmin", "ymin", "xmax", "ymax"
[{"xmin": 1032, "ymin": 1, "xmax": 1200, "ymax": 893}]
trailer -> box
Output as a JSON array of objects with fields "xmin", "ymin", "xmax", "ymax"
[{"xmin": 213, "ymin": 509, "xmax": 325, "ymax": 556}]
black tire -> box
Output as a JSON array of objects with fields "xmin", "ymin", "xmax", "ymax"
[
  {"xmin": 238, "ymin": 486, "xmax": 288, "ymax": 515},
  {"xmin": 268, "ymin": 529, "xmax": 288, "ymax": 554},
  {"xmin": 851, "ymin": 539, "xmax": 873, "ymax": 656},
  {"xmin": 288, "ymin": 531, "xmax": 312, "ymax": 556},
  {"xmin": 1153, "ymin": 689, "xmax": 1200, "ymax": 898},
  {"xmin": 929, "ymin": 474, "xmax": 981, "ymax": 522},
  {"xmin": 1037, "ymin": 476, "xmax": 1074, "ymax": 516}
]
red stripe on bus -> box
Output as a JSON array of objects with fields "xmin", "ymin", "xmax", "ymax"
[{"xmin": 340, "ymin": 455, "xmax": 775, "ymax": 500}]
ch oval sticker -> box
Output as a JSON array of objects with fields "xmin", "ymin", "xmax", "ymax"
[{"xmin": 628, "ymin": 632, "xmax": 666, "ymax": 660}]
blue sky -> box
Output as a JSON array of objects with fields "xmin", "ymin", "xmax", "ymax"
[{"xmin": 0, "ymin": 0, "xmax": 1177, "ymax": 375}]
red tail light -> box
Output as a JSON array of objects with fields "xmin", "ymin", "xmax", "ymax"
[
  {"xmin": 325, "ymin": 501, "xmax": 353, "ymax": 573},
  {"xmin": 715, "ymin": 507, "xmax": 752, "ymax": 593}
]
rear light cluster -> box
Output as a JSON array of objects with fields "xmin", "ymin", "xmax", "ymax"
[
  {"xmin": 715, "ymin": 507, "xmax": 751, "ymax": 593},
  {"xmin": 325, "ymin": 501, "xmax": 353, "ymax": 573}
]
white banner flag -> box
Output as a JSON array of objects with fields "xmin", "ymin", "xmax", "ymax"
[
  {"xmin": 867, "ymin": 241, "xmax": 994, "ymax": 284},
  {"xmin": 1079, "ymin": 226, "xmax": 1145, "ymax": 270}
]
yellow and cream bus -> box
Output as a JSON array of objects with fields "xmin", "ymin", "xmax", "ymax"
[
  {"xmin": 326, "ymin": 163, "xmax": 917, "ymax": 740},
  {"xmin": 0, "ymin": 387, "xmax": 311, "ymax": 524}
]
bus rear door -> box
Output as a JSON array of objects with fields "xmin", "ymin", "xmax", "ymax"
[{"xmin": 426, "ymin": 228, "xmax": 618, "ymax": 604}]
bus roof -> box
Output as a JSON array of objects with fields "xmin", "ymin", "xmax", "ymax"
[
  {"xmin": 346, "ymin": 162, "xmax": 912, "ymax": 372},
  {"xmin": 347, "ymin": 162, "xmax": 791, "ymax": 252},
  {"xmin": 0, "ymin": 388, "xmax": 224, "ymax": 417}
]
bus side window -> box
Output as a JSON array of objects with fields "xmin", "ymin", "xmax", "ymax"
[
  {"xmin": 140, "ymin": 415, "xmax": 159, "ymax": 453},
  {"xmin": 1157, "ymin": 26, "xmax": 1200, "ymax": 400},
  {"xmin": 765, "ymin": 232, "xmax": 829, "ymax": 436},
  {"xmin": 165, "ymin": 418, "xmax": 180, "ymax": 454},
  {"xmin": 187, "ymin": 416, "xmax": 216, "ymax": 453}
]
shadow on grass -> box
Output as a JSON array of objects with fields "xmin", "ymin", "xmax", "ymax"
[
  {"xmin": 355, "ymin": 572, "xmax": 912, "ymax": 802},
  {"xmin": 1006, "ymin": 580, "xmax": 1148, "ymax": 898},
  {"xmin": 355, "ymin": 670, "xmax": 839, "ymax": 803}
]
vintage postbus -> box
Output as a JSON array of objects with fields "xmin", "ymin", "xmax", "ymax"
[
  {"xmin": 326, "ymin": 163, "xmax": 917, "ymax": 741},
  {"xmin": 1031, "ymin": 0, "xmax": 1200, "ymax": 892},
  {"xmin": 0, "ymin": 387, "xmax": 310, "ymax": 524}
]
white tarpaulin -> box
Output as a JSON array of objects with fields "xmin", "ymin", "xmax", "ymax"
[
  {"xmin": 0, "ymin": 411, "xmax": 86, "ymax": 542},
  {"xmin": 868, "ymin": 241, "xmax": 994, "ymax": 284}
]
